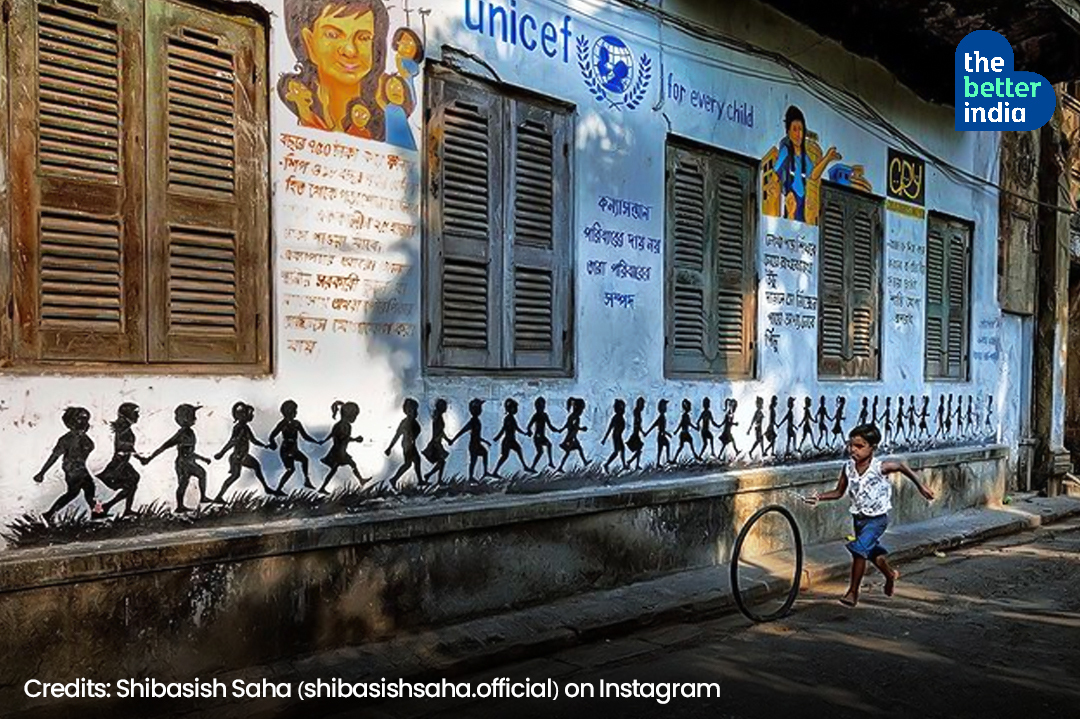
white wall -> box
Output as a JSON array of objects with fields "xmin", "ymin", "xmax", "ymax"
[{"xmin": 0, "ymin": 0, "xmax": 1021, "ymax": 539}]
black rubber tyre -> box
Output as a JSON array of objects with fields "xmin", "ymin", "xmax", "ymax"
[{"xmin": 729, "ymin": 504, "xmax": 804, "ymax": 623}]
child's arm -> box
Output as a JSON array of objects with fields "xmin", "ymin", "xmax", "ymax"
[
  {"xmin": 214, "ymin": 434, "xmax": 235, "ymax": 460},
  {"xmin": 267, "ymin": 421, "xmax": 284, "ymax": 450},
  {"xmin": 141, "ymin": 432, "xmax": 180, "ymax": 465},
  {"xmin": 602, "ymin": 419, "xmax": 613, "ymax": 445},
  {"xmin": 448, "ymin": 424, "xmax": 468, "ymax": 445},
  {"xmin": 385, "ymin": 422, "xmax": 403, "ymax": 456},
  {"xmin": 247, "ymin": 426, "xmax": 270, "ymax": 450},
  {"xmin": 298, "ymin": 424, "xmax": 320, "ymax": 444},
  {"xmin": 493, "ymin": 424, "xmax": 505, "ymax": 442},
  {"xmin": 808, "ymin": 468, "xmax": 847, "ymax": 505},
  {"xmin": 882, "ymin": 460, "xmax": 935, "ymax": 500},
  {"xmin": 33, "ymin": 440, "xmax": 65, "ymax": 482}
]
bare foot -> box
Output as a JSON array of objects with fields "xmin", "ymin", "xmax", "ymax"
[
  {"xmin": 885, "ymin": 570, "xmax": 899, "ymax": 597},
  {"xmin": 840, "ymin": 591, "xmax": 858, "ymax": 607}
]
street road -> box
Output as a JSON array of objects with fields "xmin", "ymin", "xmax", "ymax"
[{"xmin": 330, "ymin": 517, "xmax": 1080, "ymax": 719}]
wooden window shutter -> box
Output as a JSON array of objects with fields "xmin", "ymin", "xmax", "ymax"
[
  {"xmin": 425, "ymin": 74, "xmax": 502, "ymax": 369},
  {"xmin": 145, "ymin": 0, "xmax": 267, "ymax": 364},
  {"xmin": 818, "ymin": 192, "xmax": 846, "ymax": 376},
  {"xmin": 945, "ymin": 221, "xmax": 970, "ymax": 379},
  {"xmin": 712, "ymin": 158, "xmax": 755, "ymax": 378},
  {"xmin": 925, "ymin": 218, "xmax": 947, "ymax": 377},
  {"xmin": 506, "ymin": 99, "xmax": 569, "ymax": 370},
  {"xmin": 847, "ymin": 195, "xmax": 881, "ymax": 378},
  {"xmin": 9, "ymin": 0, "xmax": 146, "ymax": 361},
  {"xmin": 666, "ymin": 145, "xmax": 714, "ymax": 375}
]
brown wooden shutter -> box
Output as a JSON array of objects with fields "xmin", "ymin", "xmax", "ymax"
[
  {"xmin": 506, "ymin": 99, "xmax": 569, "ymax": 370},
  {"xmin": 10, "ymin": 0, "xmax": 145, "ymax": 361},
  {"xmin": 713, "ymin": 159, "xmax": 755, "ymax": 377},
  {"xmin": 925, "ymin": 217, "xmax": 947, "ymax": 377},
  {"xmin": 145, "ymin": 0, "xmax": 266, "ymax": 364},
  {"xmin": 666, "ymin": 145, "xmax": 713, "ymax": 375},
  {"xmin": 426, "ymin": 74, "xmax": 502, "ymax": 369},
  {"xmin": 946, "ymin": 221, "xmax": 970, "ymax": 379},
  {"xmin": 818, "ymin": 193, "xmax": 846, "ymax": 376},
  {"xmin": 848, "ymin": 194, "xmax": 881, "ymax": 378}
]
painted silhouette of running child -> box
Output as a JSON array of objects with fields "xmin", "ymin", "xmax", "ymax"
[
  {"xmin": 450, "ymin": 398, "xmax": 495, "ymax": 483},
  {"xmin": 556, "ymin": 397, "xmax": 589, "ymax": 472},
  {"xmin": 674, "ymin": 398, "xmax": 702, "ymax": 462},
  {"xmin": 141, "ymin": 404, "xmax": 212, "ymax": 513},
  {"xmin": 718, "ymin": 399, "xmax": 740, "ymax": 461},
  {"xmin": 916, "ymin": 395, "xmax": 931, "ymax": 443},
  {"xmin": 525, "ymin": 397, "xmax": 561, "ymax": 472},
  {"xmin": 268, "ymin": 399, "xmax": 325, "ymax": 493},
  {"xmin": 857, "ymin": 397, "xmax": 870, "ymax": 426},
  {"xmin": 98, "ymin": 403, "xmax": 144, "ymax": 517},
  {"xmin": 815, "ymin": 396, "xmax": 833, "ymax": 449},
  {"xmin": 602, "ymin": 398, "xmax": 629, "ymax": 473},
  {"xmin": 626, "ymin": 397, "xmax": 648, "ymax": 470},
  {"xmin": 698, "ymin": 397, "xmax": 718, "ymax": 458},
  {"xmin": 882, "ymin": 396, "xmax": 894, "ymax": 446},
  {"xmin": 34, "ymin": 406, "xmax": 103, "ymax": 524},
  {"xmin": 798, "ymin": 397, "xmax": 817, "ymax": 452},
  {"xmin": 318, "ymin": 400, "xmax": 368, "ymax": 493},
  {"xmin": 830, "ymin": 397, "xmax": 847, "ymax": 449},
  {"xmin": 213, "ymin": 402, "xmax": 278, "ymax": 502},
  {"xmin": 385, "ymin": 398, "xmax": 425, "ymax": 491},
  {"xmin": 421, "ymin": 399, "xmax": 452, "ymax": 484},
  {"xmin": 747, "ymin": 397, "xmax": 766, "ymax": 460},
  {"xmin": 894, "ymin": 396, "xmax": 908, "ymax": 445},
  {"xmin": 492, "ymin": 398, "xmax": 534, "ymax": 477},
  {"xmin": 780, "ymin": 396, "xmax": 798, "ymax": 457},
  {"xmin": 647, "ymin": 399, "xmax": 672, "ymax": 466}
]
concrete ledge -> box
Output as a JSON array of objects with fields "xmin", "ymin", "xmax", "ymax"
[{"xmin": 0, "ymin": 444, "xmax": 1007, "ymax": 592}]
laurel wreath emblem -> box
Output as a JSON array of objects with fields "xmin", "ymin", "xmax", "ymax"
[{"xmin": 577, "ymin": 34, "xmax": 652, "ymax": 111}]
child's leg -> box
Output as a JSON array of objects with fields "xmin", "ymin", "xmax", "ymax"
[
  {"xmin": 319, "ymin": 465, "xmax": 339, "ymax": 492},
  {"xmin": 215, "ymin": 469, "xmax": 241, "ymax": 502},
  {"xmin": 277, "ymin": 464, "xmax": 296, "ymax": 492},
  {"xmin": 871, "ymin": 552, "xmax": 898, "ymax": 595},
  {"xmin": 176, "ymin": 475, "xmax": 191, "ymax": 512},
  {"xmin": 298, "ymin": 454, "xmax": 313, "ymax": 487},
  {"xmin": 843, "ymin": 556, "xmax": 866, "ymax": 606},
  {"xmin": 513, "ymin": 447, "xmax": 531, "ymax": 471}
]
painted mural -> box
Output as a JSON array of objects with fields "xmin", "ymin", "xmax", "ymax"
[
  {"xmin": 761, "ymin": 105, "xmax": 873, "ymax": 224},
  {"xmin": 6, "ymin": 392, "xmax": 999, "ymax": 549},
  {"xmin": 278, "ymin": 0, "xmax": 424, "ymax": 149}
]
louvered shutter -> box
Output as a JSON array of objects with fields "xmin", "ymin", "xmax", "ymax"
[
  {"xmin": 713, "ymin": 159, "xmax": 756, "ymax": 377},
  {"xmin": 847, "ymin": 193, "xmax": 880, "ymax": 378},
  {"xmin": 145, "ymin": 0, "xmax": 266, "ymax": 363},
  {"xmin": 426, "ymin": 74, "xmax": 502, "ymax": 369},
  {"xmin": 506, "ymin": 99, "xmax": 569, "ymax": 370},
  {"xmin": 945, "ymin": 221, "xmax": 970, "ymax": 379},
  {"xmin": 818, "ymin": 193, "xmax": 846, "ymax": 376},
  {"xmin": 925, "ymin": 218, "xmax": 947, "ymax": 377},
  {"xmin": 666, "ymin": 145, "xmax": 713, "ymax": 375},
  {"xmin": 10, "ymin": 0, "xmax": 145, "ymax": 361}
]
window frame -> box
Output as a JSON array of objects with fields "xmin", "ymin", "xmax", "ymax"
[
  {"xmin": 422, "ymin": 64, "xmax": 575, "ymax": 377},
  {"xmin": 0, "ymin": 0, "xmax": 271, "ymax": 375},
  {"xmin": 663, "ymin": 135, "xmax": 758, "ymax": 381},
  {"xmin": 817, "ymin": 181, "xmax": 884, "ymax": 381},
  {"xmin": 924, "ymin": 211, "xmax": 973, "ymax": 382}
]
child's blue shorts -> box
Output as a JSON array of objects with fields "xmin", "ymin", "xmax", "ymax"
[{"xmin": 847, "ymin": 513, "xmax": 889, "ymax": 560}]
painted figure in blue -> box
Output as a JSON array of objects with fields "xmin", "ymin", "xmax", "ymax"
[
  {"xmin": 35, "ymin": 407, "xmax": 102, "ymax": 524},
  {"xmin": 385, "ymin": 398, "xmax": 424, "ymax": 490},
  {"xmin": 269, "ymin": 400, "xmax": 325, "ymax": 493},
  {"xmin": 647, "ymin": 398, "xmax": 671, "ymax": 467},
  {"xmin": 596, "ymin": 40, "xmax": 630, "ymax": 92},
  {"xmin": 492, "ymin": 398, "xmax": 533, "ymax": 477},
  {"xmin": 526, "ymin": 397, "xmax": 560, "ymax": 472},
  {"xmin": 378, "ymin": 73, "xmax": 416, "ymax": 151},
  {"xmin": 214, "ymin": 402, "xmax": 278, "ymax": 501},
  {"xmin": 602, "ymin": 398, "xmax": 629, "ymax": 473},
  {"xmin": 698, "ymin": 397, "xmax": 718, "ymax": 458},
  {"xmin": 774, "ymin": 106, "xmax": 840, "ymax": 222},
  {"xmin": 392, "ymin": 27, "xmax": 424, "ymax": 98}
]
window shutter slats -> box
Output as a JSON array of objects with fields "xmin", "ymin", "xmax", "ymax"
[
  {"xmin": 818, "ymin": 195, "xmax": 846, "ymax": 375},
  {"xmin": 666, "ymin": 148, "xmax": 712, "ymax": 374},
  {"xmin": 426, "ymin": 76, "xmax": 501, "ymax": 369},
  {"xmin": 10, "ymin": 0, "xmax": 145, "ymax": 361},
  {"xmin": 713, "ymin": 164, "xmax": 754, "ymax": 376},
  {"xmin": 146, "ymin": 0, "xmax": 266, "ymax": 364},
  {"xmin": 925, "ymin": 223, "xmax": 947, "ymax": 377},
  {"xmin": 507, "ymin": 100, "xmax": 568, "ymax": 369},
  {"xmin": 848, "ymin": 201, "xmax": 880, "ymax": 376},
  {"xmin": 947, "ymin": 226, "xmax": 968, "ymax": 377}
]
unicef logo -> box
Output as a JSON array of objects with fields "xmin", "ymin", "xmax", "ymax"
[{"xmin": 578, "ymin": 34, "xmax": 651, "ymax": 110}]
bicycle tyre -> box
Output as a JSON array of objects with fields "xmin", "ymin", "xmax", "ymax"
[{"xmin": 729, "ymin": 504, "xmax": 804, "ymax": 623}]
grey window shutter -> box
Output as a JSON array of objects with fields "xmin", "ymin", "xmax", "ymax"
[
  {"xmin": 713, "ymin": 159, "xmax": 755, "ymax": 378},
  {"xmin": 426, "ymin": 74, "xmax": 502, "ymax": 369},
  {"xmin": 925, "ymin": 218, "xmax": 947, "ymax": 377},
  {"xmin": 847, "ymin": 195, "xmax": 881, "ymax": 378},
  {"xmin": 506, "ymin": 98, "xmax": 570, "ymax": 371},
  {"xmin": 946, "ymin": 222, "xmax": 970, "ymax": 380},
  {"xmin": 666, "ymin": 145, "xmax": 714, "ymax": 375},
  {"xmin": 818, "ymin": 193, "xmax": 846, "ymax": 376}
]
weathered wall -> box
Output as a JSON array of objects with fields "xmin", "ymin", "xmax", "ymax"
[{"xmin": 0, "ymin": 0, "xmax": 1019, "ymax": 547}]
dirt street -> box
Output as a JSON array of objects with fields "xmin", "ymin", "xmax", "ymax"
[{"xmin": 330, "ymin": 517, "xmax": 1080, "ymax": 719}]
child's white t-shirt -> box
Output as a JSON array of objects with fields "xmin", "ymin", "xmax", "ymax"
[{"xmin": 845, "ymin": 457, "xmax": 892, "ymax": 516}]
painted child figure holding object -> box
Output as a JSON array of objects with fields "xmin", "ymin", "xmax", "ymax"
[{"xmin": 805, "ymin": 423, "xmax": 935, "ymax": 607}]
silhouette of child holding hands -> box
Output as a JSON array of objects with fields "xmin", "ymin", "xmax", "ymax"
[
  {"xmin": 385, "ymin": 398, "xmax": 424, "ymax": 490},
  {"xmin": 35, "ymin": 407, "xmax": 102, "ymax": 523},
  {"xmin": 214, "ymin": 401, "xmax": 278, "ymax": 502},
  {"xmin": 318, "ymin": 401, "xmax": 368, "ymax": 493},
  {"xmin": 526, "ymin": 397, "xmax": 560, "ymax": 472},
  {"xmin": 421, "ymin": 399, "xmax": 451, "ymax": 484},
  {"xmin": 268, "ymin": 400, "xmax": 324, "ymax": 492},
  {"xmin": 602, "ymin": 398, "xmax": 628, "ymax": 472},
  {"xmin": 492, "ymin": 398, "xmax": 533, "ymax": 477},
  {"xmin": 451, "ymin": 398, "xmax": 495, "ymax": 483},
  {"xmin": 142, "ymin": 404, "xmax": 211, "ymax": 513}
]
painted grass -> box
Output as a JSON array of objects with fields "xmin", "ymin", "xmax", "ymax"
[{"xmin": 3, "ymin": 434, "xmax": 992, "ymax": 550}]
